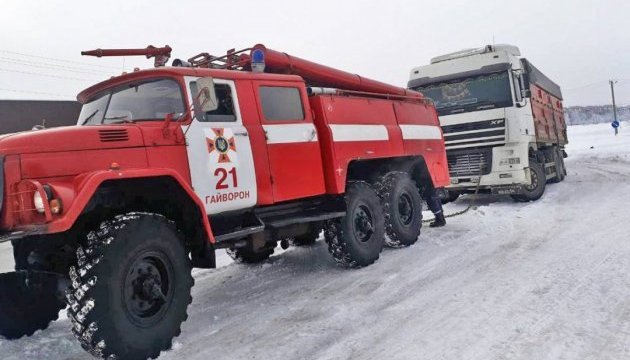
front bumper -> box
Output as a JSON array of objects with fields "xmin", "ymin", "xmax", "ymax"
[{"xmin": 447, "ymin": 167, "xmax": 529, "ymax": 188}]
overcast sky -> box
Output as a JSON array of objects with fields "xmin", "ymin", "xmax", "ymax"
[{"xmin": 1, "ymin": 0, "xmax": 629, "ymax": 106}]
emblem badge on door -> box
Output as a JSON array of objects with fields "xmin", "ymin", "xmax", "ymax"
[{"xmin": 206, "ymin": 128, "xmax": 237, "ymax": 163}]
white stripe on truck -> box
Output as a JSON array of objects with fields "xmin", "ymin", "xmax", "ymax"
[
  {"xmin": 263, "ymin": 124, "xmax": 318, "ymax": 144},
  {"xmin": 329, "ymin": 124, "xmax": 389, "ymax": 142},
  {"xmin": 263, "ymin": 123, "xmax": 442, "ymax": 144},
  {"xmin": 399, "ymin": 124, "xmax": 443, "ymax": 140}
]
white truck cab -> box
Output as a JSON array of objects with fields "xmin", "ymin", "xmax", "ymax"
[{"xmin": 409, "ymin": 44, "xmax": 567, "ymax": 202}]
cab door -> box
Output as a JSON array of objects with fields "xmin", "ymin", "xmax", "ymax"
[
  {"xmin": 253, "ymin": 81, "xmax": 326, "ymax": 202},
  {"xmin": 184, "ymin": 77, "xmax": 257, "ymax": 214}
]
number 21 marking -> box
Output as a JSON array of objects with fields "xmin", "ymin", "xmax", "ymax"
[{"xmin": 215, "ymin": 167, "xmax": 238, "ymax": 189}]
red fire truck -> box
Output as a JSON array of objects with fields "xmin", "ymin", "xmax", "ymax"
[{"xmin": 0, "ymin": 44, "xmax": 449, "ymax": 359}]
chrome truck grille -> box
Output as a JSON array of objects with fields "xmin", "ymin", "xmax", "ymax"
[
  {"xmin": 442, "ymin": 118, "xmax": 506, "ymax": 150},
  {"xmin": 446, "ymin": 147, "xmax": 492, "ymax": 177}
]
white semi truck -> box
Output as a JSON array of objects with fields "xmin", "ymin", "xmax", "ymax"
[{"xmin": 408, "ymin": 44, "xmax": 567, "ymax": 202}]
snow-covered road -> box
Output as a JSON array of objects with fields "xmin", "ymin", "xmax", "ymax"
[{"xmin": 1, "ymin": 122, "xmax": 629, "ymax": 360}]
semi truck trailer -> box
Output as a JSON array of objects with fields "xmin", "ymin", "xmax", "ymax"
[{"xmin": 408, "ymin": 44, "xmax": 567, "ymax": 202}]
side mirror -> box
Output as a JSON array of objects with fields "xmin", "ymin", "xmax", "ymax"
[
  {"xmin": 195, "ymin": 77, "xmax": 219, "ymax": 113},
  {"xmin": 513, "ymin": 70, "xmax": 530, "ymax": 108}
]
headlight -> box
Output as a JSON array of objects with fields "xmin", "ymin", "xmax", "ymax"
[
  {"xmin": 33, "ymin": 185, "xmax": 57, "ymax": 214},
  {"xmin": 33, "ymin": 190, "xmax": 46, "ymax": 214}
]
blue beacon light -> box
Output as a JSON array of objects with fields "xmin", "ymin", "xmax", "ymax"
[{"xmin": 251, "ymin": 49, "xmax": 265, "ymax": 73}]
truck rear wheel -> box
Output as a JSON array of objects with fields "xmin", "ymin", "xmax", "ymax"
[
  {"xmin": 511, "ymin": 159, "xmax": 546, "ymax": 202},
  {"xmin": 324, "ymin": 182, "xmax": 385, "ymax": 267},
  {"xmin": 66, "ymin": 212, "xmax": 193, "ymax": 360},
  {"xmin": 376, "ymin": 172, "xmax": 423, "ymax": 247}
]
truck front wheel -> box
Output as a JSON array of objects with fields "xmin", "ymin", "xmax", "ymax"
[
  {"xmin": 66, "ymin": 212, "xmax": 193, "ymax": 360},
  {"xmin": 511, "ymin": 159, "xmax": 546, "ymax": 202},
  {"xmin": 376, "ymin": 172, "xmax": 423, "ymax": 247},
  {"xmin": 324, "ymin": 182, "xmax": 385, "ymax": 267}
]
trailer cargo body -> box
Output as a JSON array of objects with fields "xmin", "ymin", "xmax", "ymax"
[{"xmin": 522, "ymin": 59, "xmax": 568, "ymax": 145}]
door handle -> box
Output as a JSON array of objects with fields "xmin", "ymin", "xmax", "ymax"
[{"xmin": 233, "ymin": 131, "xmax": 248, "ymax": 137}]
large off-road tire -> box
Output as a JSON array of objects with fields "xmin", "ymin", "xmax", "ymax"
[
  {"xmin": 511, "ymin": 159, "xmax": 546, "ymax": 202},
  {"xmin": 324, "ymin": 181, "xmax": 385, "ymax": 268},
  {"xmin": 66, "ymin": 212, "xmax": 193, "ymax": 360},
  {"xmin": 290, "ymin": 223, "xmax": 323, "ymax": 246},
  {"xmin": 226, "ymin": 246, "xmax": 274, "ymax": 264},
  {"xmin": 0, "ymin": 271, "xmax": 65, "ymax": 339},
  {"xmin": 376, "ymin": 172, "xmax": 423, "ymax": 247}
]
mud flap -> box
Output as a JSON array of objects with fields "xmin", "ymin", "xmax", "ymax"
[{"xmin": 0, "ymin": 271, "xmax": 66, "ymax": 339}]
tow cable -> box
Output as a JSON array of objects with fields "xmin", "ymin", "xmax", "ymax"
[{"xmin": 422, "ymin": 174, "xmax": 483, "ymax": 224}]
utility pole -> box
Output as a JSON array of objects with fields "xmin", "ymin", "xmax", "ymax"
[
  {"xmin": 610, "ymin": 80, "xmax": 619, "ymax": 123},
  {"xmin": 610, "ymin": 80, "xmax": 619, "ymax": 135}
]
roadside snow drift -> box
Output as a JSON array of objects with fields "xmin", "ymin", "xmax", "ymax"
[{"xmin": 0, "ymin": 122, "xmax": 629, "ymax": 360}]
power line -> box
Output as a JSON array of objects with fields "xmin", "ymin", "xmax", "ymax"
[
  {"xmin": 0, "ymin": 57, "xmax": 112, "ymax": 76},
  {"xmin": 0, "ymin": 87, "xmax": 75, "ymax": 98},
  {"xmin": 0, "ymin": 49, "xmax": 121, "ymax": 70},
  {"xmin": 0, "ymin": 67, "xmax": 101, "ymax": 82},
  {"xmin": 0, "ymin": 56, "xmax": 113, "ymax": 74},
  {"xmin": 563, "ymin": 80, "xmax": 608, "ymax": 92}
]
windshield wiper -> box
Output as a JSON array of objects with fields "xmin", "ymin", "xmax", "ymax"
[{"xmin": 81, "ymin": 109, "xmax": 99, "ymax": 125}]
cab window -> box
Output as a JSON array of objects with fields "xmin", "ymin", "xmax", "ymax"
[
  {"xmin": 259, "ymin": 86, "xmax": 304, "ymax": 121},
  {"xmin": 190, "ymin": 82, "xmax": 236, "ymax": 122}
]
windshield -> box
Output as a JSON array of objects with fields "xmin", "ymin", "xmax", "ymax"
[
  {"xmin": 78, "ymin": 78, "xmax": 186, "ymax": 125},
  {"xmin": 413, "ymin": 71, "xmax": 513, "ymax": 116}
]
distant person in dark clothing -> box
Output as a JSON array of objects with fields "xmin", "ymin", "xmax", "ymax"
[{"xmin": 422, "ymin": 187, "xmax": 446, "ymax": 227}]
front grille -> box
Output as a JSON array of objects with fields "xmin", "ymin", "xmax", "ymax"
[
  {"xmin": 447, "ymin": 148, "xmax": 492, "ymax": 177},
  {"xmin": 442, "ymin": 118, "xmax": 506, "ymax": 150},
  {"xmin": 99, "ymin": 129, "xmax": 129, "ymax": 142}
]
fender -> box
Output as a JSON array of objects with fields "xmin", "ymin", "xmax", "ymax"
[{"xmin": 46, "ymin": 168, "xmax": 215, "ymax": 243}]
